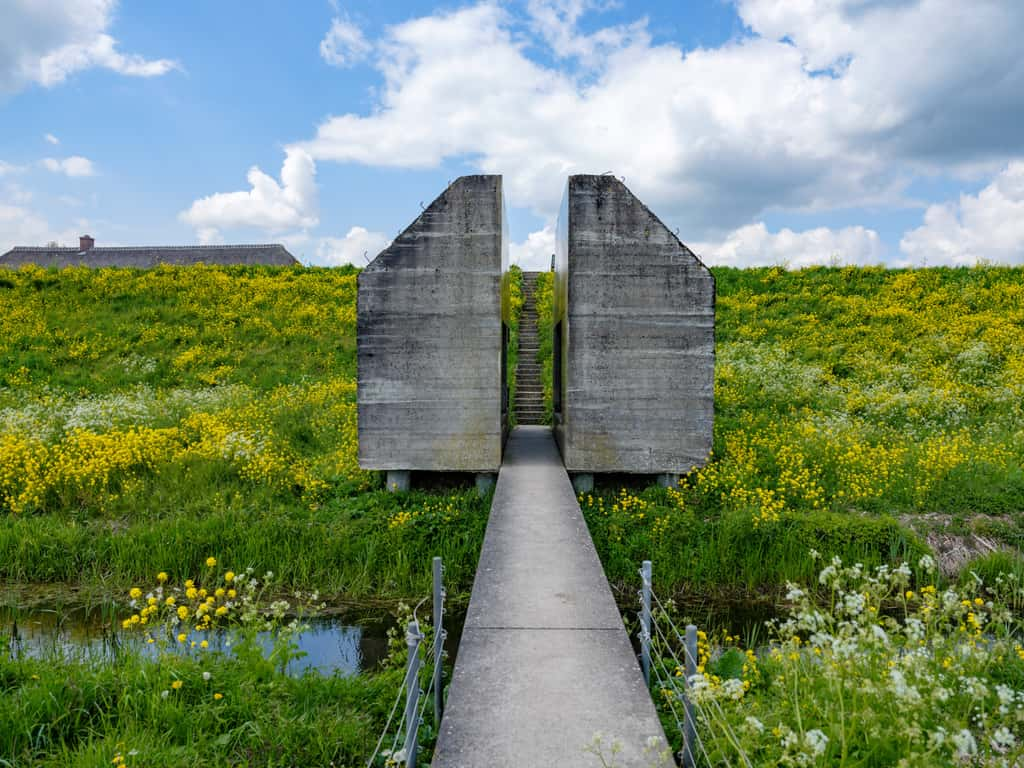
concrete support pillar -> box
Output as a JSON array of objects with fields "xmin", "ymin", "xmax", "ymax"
[
  {"xmin": 386, "ymin": 470, "xmax": 411, "ymax": 493},
  {"xmin": 475, "ymin": 473, "xmax": 497, "ymax": 497},
  {"xmin": 572, "ymin": 473, "xmax": 594, "ymax": 494},
  {"xmin": 656, "ymin": 473, "xmax": 680, "ymax": 489}
]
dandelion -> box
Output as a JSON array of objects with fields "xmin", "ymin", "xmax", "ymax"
[
  {"xmin": 129, "ymin": 587, "xmax": 142, "ymax": 600},
  {"xmin": 224, "ymin": 571, "xmax": 235, "ymax": 582},
  {"xmin": 176, "ymin": 633, "xmax": 186, "ymax": 643},
  {"xmin": 214, "ymin": 692, "xmax": 223, "ymax": 700},
  {"xmin": 205, "ymin": 557, "xmax": 217, "ymax": 567},
  {"xmin": 171, "ymin": 680, "xmax": 183, "ymax": 690},
  {"xmin": 157, "ymin": 572, "xmax": 168, "ymax": 583}
]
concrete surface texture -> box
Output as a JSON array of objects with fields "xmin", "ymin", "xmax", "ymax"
[
  {"xmin": 433, "ymin": 427, "xmax": 672, "ymax": 768},
  {"xmin": 553, "ymin": 174, "xmax": 715, "ymax": 475},
  {"xmin": 357, "ymin": 175, "xmax": 508, "ymax": 472}
]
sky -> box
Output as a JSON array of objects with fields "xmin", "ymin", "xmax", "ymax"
[{"xmin": 1, "ymin": 0, "xmax": 1023, "ymax": 269}]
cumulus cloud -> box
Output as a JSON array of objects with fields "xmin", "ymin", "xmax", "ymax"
[
  {"xmin": 313, "ymin": 226, "xmax": 390, "ymax": 266},
  {"xmin": 320, "ymin": 17, "xmax": 372, "ymax": 67},
  {"xmin": 899, "ymin": 162, "xmax": 1024, "ymax": 266},
  {"xmin": 510, "ymin": 225, "xmax": 556, "ymax": 271},
  {"xmin": 41, "ymin": 156, "xmax": 95, "ymax": 177},
  {"xmin": 291, "ymin": 0, "xmax": 1024, "ymax": 240},
  {"xmin": 693, "ymin": 222, "xmax": 884, "ymax": 269},
  {"xmin": 0, "ymin": 0, "xmax": 179, "ymax": 95},
  {"xmin": 180, "ymin": 149, "xmax": 319, "ymax": 240},
  {"xmin": 0, "ymin": 201, "xmax": 81, "ymax": 250}
]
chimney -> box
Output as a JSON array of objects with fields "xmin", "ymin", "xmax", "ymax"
[{"xmin": 79, "ymin": 235, "xmax": 95, "ymax": 251}]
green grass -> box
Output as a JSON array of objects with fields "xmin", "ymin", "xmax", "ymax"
[{"xmin": 0, "ymin": 628, "xmax": 407, "ymax": 767}]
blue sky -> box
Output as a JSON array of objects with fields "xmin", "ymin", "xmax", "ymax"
[{"xmin": 2, "ymin": 0, "xmax": 1023, "ymax": 268}]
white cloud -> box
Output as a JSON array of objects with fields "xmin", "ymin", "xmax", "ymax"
[
  {"xmin": 320, "ymin": 17, "xmax": 372, "ymax": 67},
  {"xmin": 510, "ymin": 225, "xmax": 556, "ymax": 271},
  {"xmin": 899, "ymin": 162, "xmax": 1024, "ymax": 266},
  {"xmin": 44, "ymin": 133, "xmax": 59, "ymax": 145},
  {"xmin": 313, "ymin": 226, "xmax": 390, "ymax": 266},
  {"xmin": 0, "ymin": 0, "xmax": 179, "ymax": 95},
  {"xmin": 180, "ymin": 149, "xmax": 319, "ymax": 240},
  {"xmin": 291, "ymin": 1, "xmax": 1024, "ymax": 240},
  {"xmin": 41, "ymin": 156, "xmax": 96, "ymax": 177},
  {"xmin": 0, "ymin": 161, "xmax": 21, "ymax": 177},
  {"xmin": 692, "ymin": 222, "xmax": 884, "ymax": 269},
  {"xmin": 0, "ymin": 202, "xmax": 81, "ymax": 250}
]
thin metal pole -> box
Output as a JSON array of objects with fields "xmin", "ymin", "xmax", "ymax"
[
  {"xmin": 433, "ymin": 556, "xmax": 444, "ymax": 730},
  {"xmin": 640, "ymin": 560, "xmax": 652, "ymax": 686},
  {"xmin": 682, "ymin": 624, "xmax": 698, "ymax": 768},
  {"xmin": 403, "ymin": 620, "xmax": 421, "ymax": 768}
]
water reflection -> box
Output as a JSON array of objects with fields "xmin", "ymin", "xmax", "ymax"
[{"xmin": 1, "ymin": 604, "xmax": 393, "ymax": 676}]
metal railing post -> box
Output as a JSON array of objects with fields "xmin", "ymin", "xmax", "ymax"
[
  {"xmin": 403, "ymin": 620, "xmax": 422, "ymax": 768},
  {"xmin": 433, "ymin": 556, "xmax": 444, "ymax": 730},
  {"xmin": 682, "ymin": 624, "xmax": 698, "ymax": 768},
  {"xmin": 640, "ymin": 560, "xmax": 652, "ymax": 686}
]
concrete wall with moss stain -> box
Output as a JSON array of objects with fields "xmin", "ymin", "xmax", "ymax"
[
  {"xmin": 357, "ymin": 175, "xmax": 507, "ymax": 472},
  {"xmin": 553, "ymin": 174, "xmax": 715, "ymax": 474}
]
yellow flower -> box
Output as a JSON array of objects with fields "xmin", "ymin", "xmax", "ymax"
[
  {"xmin": 206, "ymin": 557, "xmax": 217, "ymax": 568},
  {"xmin": 214, "ymin": 692, "xmax": 223, "ymax": 700},
  {"xmin": 186, "ymin": 587, "xmax": 198, "ymax": 600},
  {"xmin": 129, "ymin": 587, "xmax": 142, "ymax": 600},
  {"xmin": 215, "ymin": 606, "xmax": 228, "ymax": 616},
  {"xmin": 177, "ymin": 633, "xmax": 187, "ymax": 643},
  {"xmin": 177, "ymin": 606, "xmax": 189, "ymax": 620},
  {"xmin": 215, "ymin": 588, "xmax": 225, "ymax": 598},
  {"xmin": 200, "ymin": 640, "xmax": 209, "ymax": 649},
  {"xmin": 224, "ymin": 571, "xmax": 235, "ymax": 582},
  {"xmin": 171, "ymin": 680, "xmax": 183, "ymax": 690},
  {"xmin": 157, "ymin": 572, "xmax": 168, "ymax": 583},
  {"xmin": 165, "ymin": 596, "xmax": 176, "ymax": 606},
  {"xmin": 121, "ymin": 618, "xmax": 132, "ymax": 629},
  {"xmin": 227, "ymin": 589, "xmax": 236, "ymax": 599},
  {"xmin": 147, "ymin": 596, "xmax": 158, "ymax": 606}
]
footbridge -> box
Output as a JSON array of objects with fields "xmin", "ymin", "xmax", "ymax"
[{"xmin": 432, "ymin": 427, "xmax": 671, "ymax": 767}]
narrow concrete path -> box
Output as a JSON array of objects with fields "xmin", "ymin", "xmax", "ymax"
[{"xmin": 433, "ymin": 427, "xmax": 671, "ymax": 767}]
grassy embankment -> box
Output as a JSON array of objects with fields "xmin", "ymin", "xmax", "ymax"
[
  {"xmin": 531, "ymin": 266, "xmax": 1024, "ymax": 602},
  {"xmin": 0, "ymin": 265, "xmax": 483, "ymax": 767}
]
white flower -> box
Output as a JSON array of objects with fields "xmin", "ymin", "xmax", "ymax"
[
  {"xmin": 928, "ymin": 727, "xmax": 947, "ymax": 748},
  {"xmin": 161, "ymin": 690, "xmax": 169, "ymax": 699},
  {"xmin": 786, "ymin": 583, "xmax": 806, "ymax": 602},
  {"xmin": 805, "ymin": 729, "xmax": 829, "ymax": 757},
  {"xmin": 202, "ymin": 671, "xmax": 211, "ymax": 681},
  {"xmin": 951, "ymin": 729, "xmax": 977, "ymax": 758},
  {"xmin": 745, "ymin": 716, "xmax": 765, "ymax": 734},
  {"xmin": 889, "ymin": 669, "xmax": 921, "ymax": 703},
  {"xmin": 842, "ymin": 591, "xmax": 865, "ymax": 616},
  {"xmin": 918, "ymin": 554, "xmax": 936, "ymax": 573},
  {"xmin": 991, "ymin": 726, "xmax": 1015, "ymax": 752}
]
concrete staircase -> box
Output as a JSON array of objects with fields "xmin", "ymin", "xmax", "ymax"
[{"xmin": 516, "ymin": 271, "xmax": 545, "ymax": 425}]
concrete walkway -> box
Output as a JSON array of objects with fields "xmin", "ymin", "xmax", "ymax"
[{"xmin": 433, "ymin": 427, "xmax": 671, "ymax": 767}]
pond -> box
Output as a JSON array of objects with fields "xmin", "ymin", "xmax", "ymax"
[{"xmin": 0, "ymin": 601, "xmax": 466, "ymax": 677}]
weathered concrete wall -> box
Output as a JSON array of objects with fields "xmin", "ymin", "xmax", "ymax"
[
  {"xmin": 357, "ymin": 175, "xmax": 507, "ymax": 472},
  {"xmin": 554, "ymin": 175, "xmax": 715, "ymax": 474}
]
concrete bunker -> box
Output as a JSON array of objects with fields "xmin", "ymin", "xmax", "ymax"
[
  {"xmin": 552, "ymin": 175, "xmax": 715, "ymax": 489},
  {"xmin": 357, "ymin": 175, "xmax": 508, "ymax": 492}
]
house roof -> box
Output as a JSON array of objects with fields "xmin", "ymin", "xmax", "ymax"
[{"xmin": 0, "ymin": 244, "xmax": 299, "ymax": 269}]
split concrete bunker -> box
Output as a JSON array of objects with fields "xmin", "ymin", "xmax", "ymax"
[
  {"xmin": 357, "ymin": 173, "xmax": 714, "ymax": 490},
  {"xmin": 357, "ymin": 175, "xmax": 508, "ymax": 491},
  {"xmin": 553, "ymin": 175, "xmax": 715, "ymax": 488}
]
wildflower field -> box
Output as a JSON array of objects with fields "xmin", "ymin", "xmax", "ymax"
[
  {"xmin": 2, "ymin": 262, "xmax": 1023, "ymax": 765},
  {"xmin": 568, "ymin": 266, "xmax": 1024, "ymax": 596}
]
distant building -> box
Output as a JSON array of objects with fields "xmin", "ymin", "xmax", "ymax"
[{"xmin": 0, "ymin": 235, "xmax": 299, "ymax": 268}]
